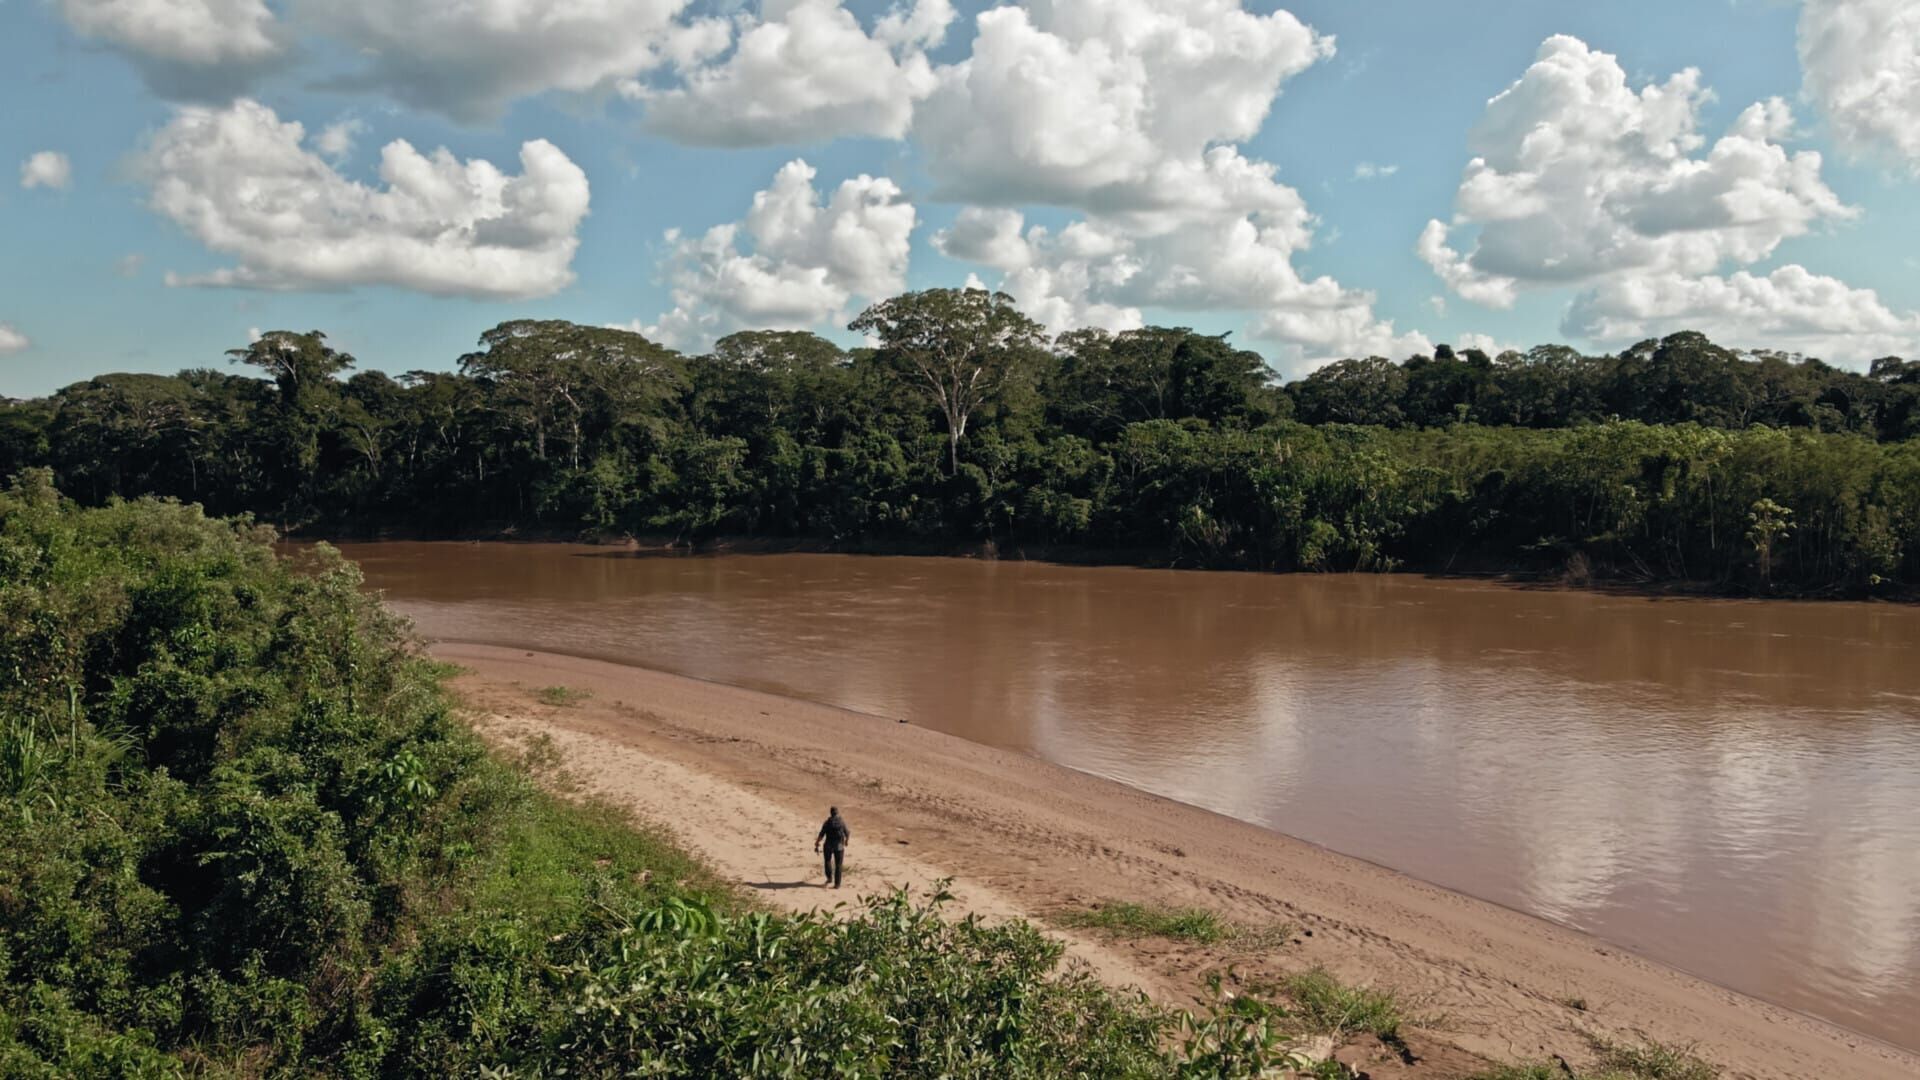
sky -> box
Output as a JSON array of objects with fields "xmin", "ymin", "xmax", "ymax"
[{"xmin": 2, "ymin": 0, "xmax": 1918, "ymax": 398}]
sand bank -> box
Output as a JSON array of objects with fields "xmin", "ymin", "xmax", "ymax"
[{"xmin": 441, "ymin": 643, "xmax": 1917, "ymax": 1080}]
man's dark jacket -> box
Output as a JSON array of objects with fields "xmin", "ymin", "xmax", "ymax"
[{"xmin": 817, "ymin": 813, "xmax": 849, "ymax": 851}]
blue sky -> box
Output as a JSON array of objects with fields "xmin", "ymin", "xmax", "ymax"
[{"xmin": 2, "ymin": 0, "xmax": 1917, "ymax": 398}]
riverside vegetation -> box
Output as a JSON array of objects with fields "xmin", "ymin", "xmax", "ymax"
[
  {"xmin": 0, "ymin": 471, "xmax": 1359, "ymax": 1078},
  {"xmin": 3, "ymin": 288, "xmax": 1919, "ymax": 594}
]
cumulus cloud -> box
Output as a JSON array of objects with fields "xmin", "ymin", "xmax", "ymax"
[
  {"xmin": 915, "ymin": 0, "xmax": 1330, "ymax": 213},
  {"xmin": 637, "ymin": 0, "xmax": 953, "ymax": 146},
  {"xmin": 56, "ymin": 0, "xmax": 282, "ymax": 98},
  {"xmin": 137, "ymin": 99, "xmax": 590, "ymax": 299},
  {"xmin": 935, "ymin": 208, "xmax": 1144, "ymax": 333},
  {"xmin": 20, "ymin": 151, "xmax": 72, "ymax": 190},
  {"xmin": 1353, "ymin": 162, "xmax": 1398, "ymax": 180},
  {"xmin": 638, "ymin": 159, "xmax": 915, "ymax": 349},
  {"xmin": 1453, "ymin": 332, "xmax": 1518, "ymax": 357},
  {"xmin": 1415, "ymin": 219, "xmax": 1522, "ymax": 308},
  {"xmin": 0, "ymin": 323, "xmax": 29, "ymax": 355},
  {"xmin": 303, "ymin": 0, "xmax": 725, "ymax": 124},
  {"xmin": 922, "ymin": 1, "xmax": 1420, "ymax": 366},
  {"xmin": 314, "ymin": 117, "xmax": 367, "ymax": 162},
  {"xmin": 938, "ymin": 205, "xmax": 1429, "ymax": 365},
  {"xmin": 63, "ymin": 0, "xmax": 960, "ymax": 134},
  {"xmin": 1567, "ymin": 266, "xmax": 1920, "ymax": 363},
  {"xmin": 1417, "ymin": 34, "xmax": 1914, "ymax": 363},
  {"xmin": 1421, "ymin": 36, "xmax": 1851, "ymax": 306},
  {"xmin": 116, "ymin": 253, "xmax": 146, "ymax": 277},
  {"xmin": 1799, "ymin": 0, "xmax": 1920, "ymax": 173}
]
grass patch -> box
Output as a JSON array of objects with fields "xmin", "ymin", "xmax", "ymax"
[
  {"xmin": 1591, "ymin": 1038, "xmax": 1717, "ymax": 1080},
  {"xmin": 1470, "ymin": 1038, "xmax": 1718, "ymax": 1080},
  {"xmin": 1059, "ymin": 901, "xmax": 1232, "ymax": 944},
  {"xmin": 535, "ymin": 684, "xmax": 591, "ymax": 707},
  {"xmin": 465, "ymin": 783, "xmax": 730, "ymax": 927},
  {"xmin": 1278, "ymin": 968, "xmax": 1405, "ymax": 1042},
  {"xmin": 1057, "ymin": 900, "xmax": 1292, "ymax": 948}
]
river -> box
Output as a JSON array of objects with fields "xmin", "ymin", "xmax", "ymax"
[{"xmin": 335, "ymin": 542, "xmax": 1920, "ymax": 1051}]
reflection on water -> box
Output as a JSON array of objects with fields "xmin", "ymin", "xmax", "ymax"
[{"xmin": 334, "ymin": 543, "xmax": 1920, "ymax": 1050}]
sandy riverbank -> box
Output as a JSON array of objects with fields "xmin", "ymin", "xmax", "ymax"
[{"xmin": 439, "ymin": 643, "xmax": 1918, "ymax": 1080}]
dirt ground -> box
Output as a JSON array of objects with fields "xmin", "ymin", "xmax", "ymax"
[{"xmin": 442, "ymin": 644, "xmax": 1920, "ymax": 1080}]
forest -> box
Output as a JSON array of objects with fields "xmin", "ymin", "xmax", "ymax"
[{"xmin": 4, "ymin": 287, "xmax": 1919, "ymax": 593}]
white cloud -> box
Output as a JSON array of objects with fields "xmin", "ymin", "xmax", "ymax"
[
  {"xmin": 1353, "ymin": 162, "xmax": 1398, "ymax": 180},
  {"xmin": 637, "ymin": 0, "xmax": 953, "ymax": 146},
  {"xmin": 935, "ymin": 208, "xmax": 1145, "ymax": 333},
  {"xmin": 59, "ymin": 0, "xmax": 278, "ymax": 64},
  {"xmin": 1417, "ymin": 34, "xmax": 1914, "ymax": 363},
  {"xmin": 116, "ymin": 253, "xmax": 146, "ymax": 277},
  {"xmin": 303, "ymin": 0, "xmax": 724, "ymax": 124},
  {"xmin": 638, "ymin": 159, "xmax": 915, "ymax": 349},
  {"xmin": 1799, "ymin": 0, "xmax": 1920, "ymax": 173},
  {"xmin": 20, "ymin": 151, "xmax": 72, "ymax": 191},
  {"xmin": 921, "ymin": 1, "xmax": 1419, "ymax": 367},
  {"xmin": 314, "ymin": 117, "xmax": 367, "ymax": 162},
  {"xmin": 873, "ymin": 0, "xmax": 953, "ymax": 51},
  {"xmin": 0, "ymin": 323, "xmax": 29, "ymax": 355},
  {"xmin": 137, "ymin": 99, "xmax": 590, "ymax": 300},
  {"xmin": 1567, "ymin": 265, "xmax": 1920, "ymax": 363},
  {"xmin": 1422, "ymin": 36, "xmax": 1851, "ymax": 305},
  {"xmin": 915, "ymin": 0, "xmax": 1331, "ymax": 214},
  {"xmin": 56, "ymin": 0, "xmax": 282, "ymax": 98},
  {"xmin": 1417, "ymin": 219, "xmax": 1516, "ymax": 308},
  {"xmin": 937, "ymin": 206, "xmax": 1429, "ymax": 366},
  {"xmin": 62, "ymin": 0, "xmax": 959, "ymax": 133},
  {"xmin": 1453, "ymin": 332, "xmax": 1518, "ymax": 357}
]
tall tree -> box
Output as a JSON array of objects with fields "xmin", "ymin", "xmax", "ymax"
[
  {"xmin": 458, "ymin": 320, "xmax": 682, "ymax": 470},
  {"xmin": 850, "ymin": 289, "xmax": 1048, "ymax": 475},
  {"xmin": 226, "ymin": 330, "xmax": 355, "ymax": 409},
  {"xmin": 225, "ymin": 331, "xmax": 356, "ymax": 521},
  {"xmin": 1051, "ymin": 327, "xmax": 1278, "ymax": 438},
  {"xmin": 698, "ymin": 330, "xmax": 850, "ymax": 440},
  {"xmin": 1291, "ymin": 356, "xmax": 1408, "ymax": 426}
]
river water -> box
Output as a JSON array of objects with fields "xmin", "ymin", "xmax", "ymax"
[{"xmin": 335, "ymin": 542, "xmax": 1920, "ymax": 1051}]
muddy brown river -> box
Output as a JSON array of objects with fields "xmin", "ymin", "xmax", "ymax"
[{"xmin": 335, "ymin": 542, "xmax": 1920, "ymax": 1051}]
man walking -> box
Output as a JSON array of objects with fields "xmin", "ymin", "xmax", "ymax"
[{"xmin": 814, "ymin": 806, "xmax": 849, "ymax": 889}]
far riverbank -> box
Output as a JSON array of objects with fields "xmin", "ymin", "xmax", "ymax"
[{"xmin": 304, "ymin": 524, "xmax": 1919, "ymax": 602}]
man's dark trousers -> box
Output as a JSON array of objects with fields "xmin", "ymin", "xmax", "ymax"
[{"xmin": 823, "ymin": 847, "xmax": 843, "ymax": 888}]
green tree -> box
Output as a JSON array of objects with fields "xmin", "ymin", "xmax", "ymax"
[
  {"xmin": 1051, "ymin": 327, "xmax": 1279, "ymax": 438},
  {"xmin": 851, "ymin": 289, "xmax": 1049, "ymax": 475},
  {"xmin": 1747, "ymin": 497, "xmax": 1794, "ymax": 588},
  {"xmin": 459, "ymin": 319, "xmax": 682, "ymax": 470},
  {"xmin": 695, "ymin": 329, "xmax": 851, "ymax": 444},
  {"xmin": 227, "ymin": 329, "xmax": 355, "ymax": 408},
  {"xmin": 1291, "ymin": 356, "xmax": 1408, "ymax": 426}
]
